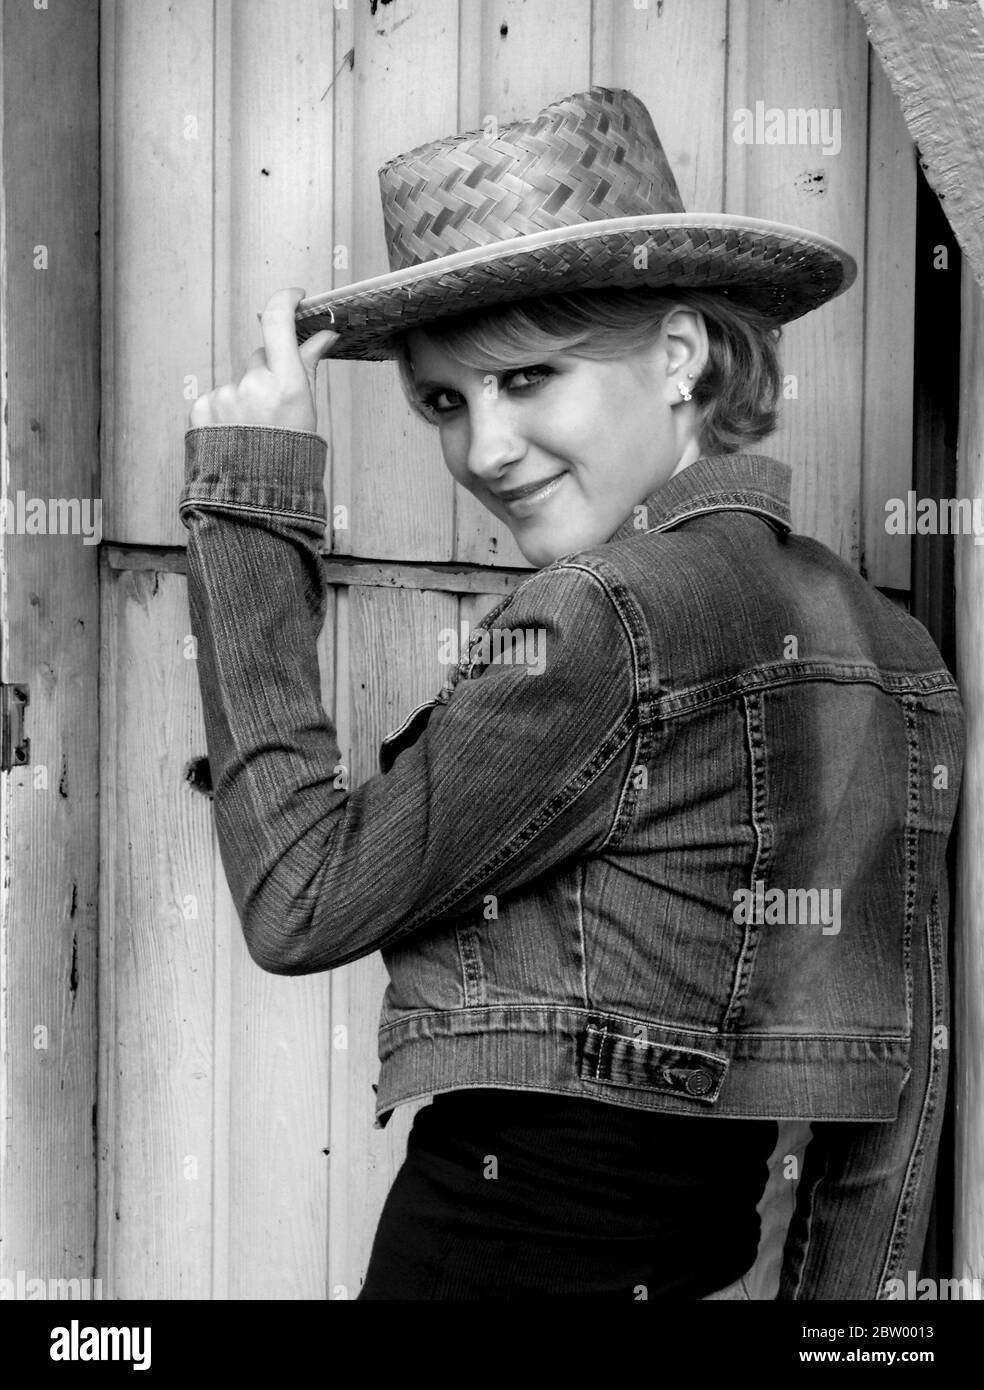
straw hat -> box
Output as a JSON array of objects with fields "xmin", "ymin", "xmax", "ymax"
[{"xmin": 294, "ymin": 86, "xmax": 856, "ymax": 361}]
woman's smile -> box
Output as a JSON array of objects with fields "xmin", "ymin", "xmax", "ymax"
[{"xmin": 496, "ymin": 470, "xmax": 568, "ymax": 516}]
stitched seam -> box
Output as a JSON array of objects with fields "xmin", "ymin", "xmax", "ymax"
[
  {"xmin": 576, "ymin": 864, "xmax": 589, "ymax": 1011},
  {"xmin": 376, "ymin": 1002, "xmax": 912, "ymax": 1043},
  {"xmin": 454, "ymin": 924, "xmax": 483, "ymax": 1009},
  {"xmin": 902, "ymin": 698, "xmax": 920, "ymax": 1030},
  {"xmin": 724, "ymin": 691, "xmax": 770, "ymax": 1027},
  {"xmin": 185, "ymin": 423, "xmax": 326, "ymax": 439},
  {"xmin": 645, "ymin": 500, "xmax": 790, "ymax": 532},
  {"xmin": 179, "ymin": 496, "xmax": 325, "ymax": 527},
  {"xmin": 551, "ymin": 559, "xmax": 655, "ymax": 724},
  {"xmin": 603, "ymin": 720, "xmax": 650, "ymax": 852},
  {"xmin": 875, "ymin": 898, "xmax": 947, "ymax": 1295},
  {"xmin": 593, "ymin": 1020, "xmax": 607, "ymax": 1081},
  {"xmin": 654, "ymin": 666, "xmax": 959, "ymax": 717},
  {"xmin": 586, "ymin": 1028, "xmax": 727, "ymax": 1069}
]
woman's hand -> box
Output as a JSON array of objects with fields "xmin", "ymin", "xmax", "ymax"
[{"xmin": 188, "ymin": 286, "xmax": 338, "ymax": 433}]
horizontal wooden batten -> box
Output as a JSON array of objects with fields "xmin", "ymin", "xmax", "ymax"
[{"xmin": 104, "ymin": 544, "xmax": 530, "ymax": 595}]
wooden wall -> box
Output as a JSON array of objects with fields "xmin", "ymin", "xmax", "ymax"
[
  {"xmin": 94, "ymin": 0, "xmax": 921, "ymax": 1297},
  {"xmin": 853, "ymin": 0, "xmax": 984, "ymax": 1290},
  {"xmin": 955, "ymin": 264, "xmax": 984, "ymax": 1290},
  {"xmin": 0, "ymin": 0, "xmax": 100, "ymax": 1292}
]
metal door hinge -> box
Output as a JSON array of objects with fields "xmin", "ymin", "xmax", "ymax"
[{"xmin": 1, "ymin": 683, "xmax": 29, "ymax": 771}]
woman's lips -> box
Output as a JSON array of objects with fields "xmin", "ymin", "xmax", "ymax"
[{"xmin": 498, "ymin": 471, "xmax": 567, "ymax": 516}]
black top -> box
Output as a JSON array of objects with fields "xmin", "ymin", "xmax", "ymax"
[{"xmin": 360, "ymin": 1088, "xmax": 778, "ymax": 1300}]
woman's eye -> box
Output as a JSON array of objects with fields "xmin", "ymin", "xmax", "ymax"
[
  {"xmin": 419, "ymin": 365, "xmax": 553, "ymax": 418},
  {"xmin": 414, "ymin": 389, "xmax": 461, "ymax": 414},
  {"xmin": 422, "ymin": 388, "xmax": 463, "ymax": 414},
  {"xmin": 507, "ymin": 364, "xmax": 552, "ymax": 390}
]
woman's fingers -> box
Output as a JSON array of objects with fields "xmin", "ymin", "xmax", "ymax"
[
  {"xmin": 299, "ymin": 330, "xmax": 339, "ymax": 378},
  {"xmin": 258, "ymin": 286, "xmax": 308, "ymax": 383},
  {"xmin": 187, "ymin": 287, "xmax": 338, "ymax": 431}
]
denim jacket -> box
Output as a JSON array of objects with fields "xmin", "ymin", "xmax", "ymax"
[
  {"xmin": 178, "ymin": 431, "xmax": 963, "ymax": 1145},
  {"xmin": 180, "ymin": 427, "xmax": 967, "ymax": 1297}
]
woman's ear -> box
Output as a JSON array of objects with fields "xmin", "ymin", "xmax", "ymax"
[{"xmin": 660, "ymin": 306, "xmax": 708, "ymax": 397}]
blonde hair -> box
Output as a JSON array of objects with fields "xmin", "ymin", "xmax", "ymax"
[{"xmin": 393, "ymin": 285, "xmax": 784, "ymax": 454}]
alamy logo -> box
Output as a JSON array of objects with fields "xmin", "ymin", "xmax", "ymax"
[
  {"xmin": 50, "ymin": 1320, "xmax": 151, "ymax": 1371},
  {"xmin": 732, "ymin": 102, "xmax": 842, "ymax": 156},
  {"xmin": 732, "ymin": 879, "xmax": 841, "ymax": 935},
  {"xmin": 1, "ymin": 490, "xmax": 102, "ymax": 545},
  {"xmin": 885, "ymin": 492, "xmax": 984, "ymax": 544},
  {"xmin": 883, "ymin": 1270, "xmax": 982, "ymax": 1300},
  {"xmin": 0, "ymin": 1271, "xmax": 103, "ymax": 1300},
  {"xmin": 437, "ymin": 620, "xmax": 546, "ymax": 676}
]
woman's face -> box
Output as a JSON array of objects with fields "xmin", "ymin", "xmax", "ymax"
[{"xmin": 406, "ymin": 315, "xmax": 705, "ymax": 567}]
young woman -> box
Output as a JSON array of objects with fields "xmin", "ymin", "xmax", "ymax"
[{"xmin": 180, "ymin": 88, "xmax": 965, "ymax": 1299}]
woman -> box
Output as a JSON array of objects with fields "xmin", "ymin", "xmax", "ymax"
[{"xmin": 180, "ymin": 88, "xmax": 965, "ymax": 1299}]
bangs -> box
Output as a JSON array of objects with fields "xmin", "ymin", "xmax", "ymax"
[
  {"xmin": 412, "ymin": 294, "xmax": 614, "ymax": 372},
  {"xmin": 393, "ymin": 285, "xmax": 784, "ymax": 453}
]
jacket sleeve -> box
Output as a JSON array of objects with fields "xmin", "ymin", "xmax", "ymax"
[{"xmin": 179, "ymin": 424, "xmax": 640, "ymax": 975}]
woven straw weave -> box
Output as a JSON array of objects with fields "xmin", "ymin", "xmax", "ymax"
[
  {"xmin": 379, "ymin": 88, "xmax": 683, "ymax": 270},
  {"xmin": 294, "ymin": 87, "xmax": 855, "ymax": 360}
]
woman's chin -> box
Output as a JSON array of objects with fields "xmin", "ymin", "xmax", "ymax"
[{"xmin": 516, "ymin": 529, "xmax": 580, "ymax": 568}]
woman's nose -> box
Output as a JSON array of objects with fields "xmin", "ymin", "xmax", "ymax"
[{"xmin": 465, "ymin": 395, "xmax": 527, "ymax": 481}]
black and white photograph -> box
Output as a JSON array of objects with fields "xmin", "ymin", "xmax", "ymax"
[{"xmin": 1, "ymin": 0, "xmax": 983, "ymax": 1360}]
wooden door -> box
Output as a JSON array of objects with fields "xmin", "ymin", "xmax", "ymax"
[{"xmin": 92, "ymin": 0, "xmax": 921, "ymax": 1298}]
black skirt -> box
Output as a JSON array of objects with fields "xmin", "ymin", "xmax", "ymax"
[{"xmin": 358, "ymin": 1088, "xmax": 777, "ymax": 1300}]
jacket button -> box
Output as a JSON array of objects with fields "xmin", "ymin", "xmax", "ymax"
[{"xmin": 685, "ymin": 1069, "xmax": 714, "ymax": 1096}]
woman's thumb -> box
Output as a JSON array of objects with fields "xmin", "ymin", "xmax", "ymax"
[{"xmin": 300, "ymin": 329, "xmax": 339, "ymax": 373}]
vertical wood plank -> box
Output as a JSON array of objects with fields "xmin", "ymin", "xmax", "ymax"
[
  {"xmin": 954, "ymin": 264, "xmax": 984, "ymax": 1287},
  {"xmin": 0, "ymin": 0, "xmax": 100, "ymax": 1288},
  {"xmin": 726, "ymin": 0, "xmax": 870, "ymax": 565},
  {"xmin": 324, "ymin": 0, "xmax": 357, "ymax": 562},
  {"xmin": 210, "ymin": 0, "xmax": 337, "ymax": 1302},
  {"xmin": 217, "ymin": 581, "xmax": 337, "ymax": 1299},
  {"xmin": 101, "ymin": 0, "xmax": 214, "ymax": 547},
  {"xmin": 327, "ymin": 585, "xmax": 456, "ymax": 1295},
  {"xmin": 861, "ymin": 47, "xmax": 916, "ymax": 589},
  {"xmin": 591, "ymin": 0, "xmax": 728, "ymax": 215},
  {"xmin": 99, "ymin": 570, "xmax": 215, "ymax": 1297},
  {"xmin": 328, "ymin": 0, "xmax": 460, "ymax": 565}
]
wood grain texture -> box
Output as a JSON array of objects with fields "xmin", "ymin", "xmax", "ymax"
[
  {"xmin": 98, "ymin": 570, "xmax": 215, "ymax": 1297},
  {"xmin": 0, "ymin": 0, "xmax": 100, "ymax": 1287},
  {"xmin": 854, "ymin": 0, "xmax": 984, "ymax": 295},
  {"xmin": 326, "ymin": 0, "xmax": 460, "ymax": 564},
  {"xmin": 101, "ymin": 0, "xmax": 214, "ymax": 546},
  {"xmin": 327, "ymin": 585, "xmax": 457, "ymax": 1296},
  {"xmin": 210, "ymin": 0, "xmax": 337, "ymax": 1301},
  {"xmin": 860, "ymin": 46, "xmax": 916, "ymax": 590},
  {"xmin": 726, "ymin": 0, "xmax": 870, "ymax": 565},
  {"xmin": 94, "ymin": 0, "xmax": 962, "ymax": 1301},
  {"xmin": 954, "ymin": 264, "xmax": 984, "ymax": 1286},
  {"xmin": 591, "ymin": 0, "xmax": 728, "ymax": 215}
]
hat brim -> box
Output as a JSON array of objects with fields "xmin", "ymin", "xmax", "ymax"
[{"xmin": 294, "ymin": 213, "xmax": 856, "ymax": 360}]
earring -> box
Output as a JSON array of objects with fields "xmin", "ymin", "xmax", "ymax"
[{"xmin": 677, "ymin": 369, "xmax": 700, "ymax": 401}]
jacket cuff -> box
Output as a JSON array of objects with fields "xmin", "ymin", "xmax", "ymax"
[{"xmin": 179, "ymin": 424, "xmax": 328, "ymax": 523}]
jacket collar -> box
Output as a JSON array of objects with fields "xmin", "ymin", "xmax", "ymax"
[{"xmin": 606, "ymin": 453, "xmax": 793, "ymax": 543}]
